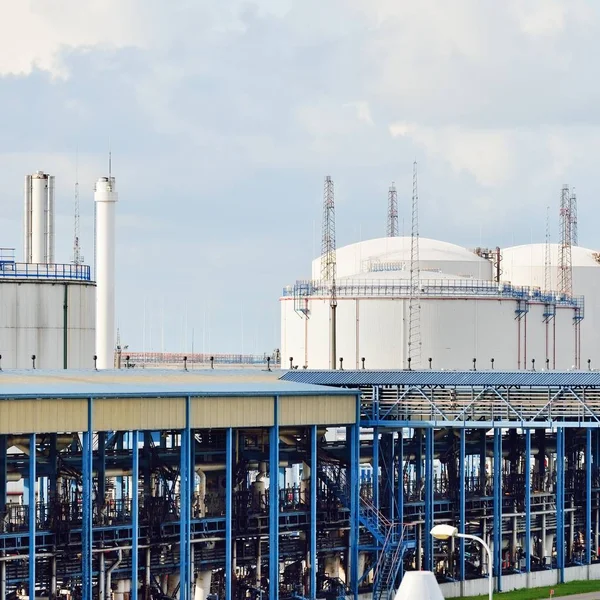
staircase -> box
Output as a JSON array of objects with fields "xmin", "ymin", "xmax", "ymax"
[{"xmin": 318, "ymin": 464, "xmax": 411, "ymax": 600}]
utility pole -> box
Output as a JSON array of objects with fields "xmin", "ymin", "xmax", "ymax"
[{"xmin": 321, "ymin": 176, "xmax": 337, "ymax": 370}]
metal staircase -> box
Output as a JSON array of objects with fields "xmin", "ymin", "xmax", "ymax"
[{"xmin": 318, "ymin": 464, "xmax": 411, "ymax": 600}]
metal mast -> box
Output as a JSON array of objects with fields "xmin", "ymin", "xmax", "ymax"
[
  {"xmin": 570, "ymin": 187, "xmax": 578, "ymax": 246},
  {"xmin": 558, "ymin": 184, "xmax": 573, "ymax": 297},
  {"xmin": 73, "ymin": 154, "xmax": 83, "ymax": 265},
  {"xmin": 387, "ymin": 182, "xmax": 398, "ymax": 237},
  {"xmin": 321, "ymin": 176, "xmax": 337, "ymax": 370},
  {"xmin": 408, "ymin": 162, "xmax": 422, "ymax": 367},
  {"xmin": 544, "ymin": 206, "xmax": 551, "ymax": 292}
]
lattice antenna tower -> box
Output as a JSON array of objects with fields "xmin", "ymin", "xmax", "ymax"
[
  {"xmin": 558, "ymin": 184, "xmax": 573, "ymax": 297},
  {"xmin": 570, "ymin": 187, "xmax": 578, "ymax": 246},
  {"xmin": 544, "ymin": 206, "xmax": 551, "ymax": 292},
  {"xmin": 321, "ymin": 176, "xmax": 337, "ymax": 369},
  {"xmin": 73, "ymin": 151, "xmax": 83, "ymax": 265},
  {"xmin": 408, "ymin": 161, "xmax": 422, "ymax": 367},
  {"xmin": 387, "ymin": 182, "xmax": 398, "ymax": 237}
]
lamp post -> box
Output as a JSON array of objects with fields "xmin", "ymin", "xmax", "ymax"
[{"xmin": 430, "ymin": 524, "xmax": 492, "ymax": 600}]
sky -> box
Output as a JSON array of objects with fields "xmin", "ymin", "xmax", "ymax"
[{"xmin": 1, "ymin": 0, "xmax": 599, "ymax": 355}]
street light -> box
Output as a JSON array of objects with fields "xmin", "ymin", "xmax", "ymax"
[{"xmin": 430, "ymin": 524, "xmax": 493, "ymax": 600}]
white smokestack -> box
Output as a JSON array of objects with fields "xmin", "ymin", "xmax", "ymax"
[
  {"xmin": 94, "ymin": 175, "xmax": 118, "ymax": 369},
  {"xmin": 24, "ymin": 171, "xmax": 55, "ymax": 264}
]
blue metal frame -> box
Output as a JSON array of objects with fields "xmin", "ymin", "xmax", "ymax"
[
  {"xmin": 493, "ymin": 428, "xmax": 502, "ymax": 592},
  {"xmin": 28, "ymin": 433, "xmax": 36, "ymax": 600},
  {"xmin": 586, "ymin": 428, "xmax": 592, "ymax": 565},
  {"xmin": 131, "ymin": 429, "xmax": 140, "ymax": 600},
  {"xmin": 310, "ymin": 425, "xmax": 317, "ymax": 600},
  {"xmin": 350, "ymin": 422, "xmax": 360, "ymax": 600},
  {"xmin": 424, "ymin": 427, "xmax": 433, "ymax": 571},
  {"xmin": 269, "ymin": 396, "xmax": 280, "ymax": 600},
  {"xmin": 179, "ymin": 396, "xmax": 191, "ymax": 600},
  {"xmin": 82, "ymin": 398, "xmax": 93, "ymax": 600},
  {"xmin": 459, "ymin": 429, "xmax": 466, "ymax": 581},
  {"xmin": 0, "ymin": 435, "xmax": 6, "ymax": 513},
  {"xmin": 225, "ymin": 427, "xmax": 233, "ymax": 600},
  {"xmin": 556, "ymin": 427, "xmax": 565, "ymax": 582},
  {"xmin": 373, "ymin": 426, "xmax": 380, "ymax": 513},
  {"xmin": 525, "ymin": 429, "xmax": 531, "ymax": 573}
]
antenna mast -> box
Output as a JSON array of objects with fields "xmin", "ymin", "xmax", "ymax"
[
  {"xmin": 387, "ymin": 182, "xmax": 398, "ymax": 237},
  {"xmin": 73, "ymin": 152, "xmax": 83, "ymax": 265},
  {"xmin": 321, "ymin": 176, "xmax": 337, "ymax": 370},
  {"xmin": 408, "ymin": 161, "xmax": 422, "ymax": 367},
  {"xmin": 544, "ymin": 206, "xmax": 551, "ymax": 292},
  {"xmin": 570, "ymin": 187, "xmax": 578, "ymax": 246},
  {"xmin": 558, "ymin": 184, "xmax": 573, "ymax": 297}
]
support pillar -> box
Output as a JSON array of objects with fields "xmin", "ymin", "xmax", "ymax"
[
  {"xmin": 373, "ymin": 426, "xmax": 379, "ymax": 512},
  {"xmin": 226, "ymin": 428, "xmax": 233, "ymax": 600},
  {"xmin": 28, "ymin": 433, "xmax": 36, "ymax": 600},
  {"xmin": 98, "ymin": 431, "xmax": 106, "ymax": 507},
  {"xmin": 493, "ymin": 428, "xmax": 502, "ymax": 592},
  {"xmin": 397, "ymin": 429, "xmax": 404, "ymax": 581},
  {"xmin": 310, "ymin": 425, "xmax": 317, "ymax": 600},
  {"xmin": 349, "ymin": 422, "xmax": 360, "ymax": 600},
  {"xmin": 132, "ymin": 430, "xmax": 140, "ymax": 600},
  {"xmin": 269, "ymin": 398, "xmax": 280, "ymax": 600},
  {"xmin": 0, "ymin": 435, "xmax": 6, "ymax": 515},
  {"xmin": 556, "ymin": 427, "xmax": 565, "ymax": 583},
  {"xmin": 586, "ymin": 429, "xmax": 592, "ymax": 565},
  {"xmin": 459, "ymin": 429, "xmax": 466, "ymax": 582},
  {"xmin": 525, "ymin": 429, "xmax": 531, "ymax": 573},
  {"xmin": 82, "ymin": 398, "xmax": 93, "ymax": 600},
  {"xmin": 424, "ymin": 427, "xmax": 434, "ymax": 571},
  {"xmin": 180, "ymin": 398, "xmax": 191, "ymax": 600}
]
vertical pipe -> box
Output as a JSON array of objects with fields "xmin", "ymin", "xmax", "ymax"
[
  {"xmin": 387, "ymin": 433, "xmax": 395, "ymax": 521},
  {"xmin": 30, "ymin": 172, "xmax": 47, "ymax": 264},
  {"xmin": 28, "ymin": 433, "xmax": 36, "ymax": 600},
  {"xmin": 524, "ymin": 311, "xmax": 527, "ymax": 368},
  {"xmin": 225, "ymin": 428, "xmax": 233, "ymax": 600},
  {"xmin": 557, "ymin": 427, "xmax": 565, "ymax": 582},
  {"xmin": 373, "ymin": 426, "xmax": 379, "ymax": 513},
  {"xmin": 424, "ymin": 427, "xmax": 434, "ymax": 571},
  {"xmin": 24, "ymin": 174, "xmax": 32, "ymax": 263},
  {"xmin": 82, "ymin": 398, "xmax": 93, "ymax": 600},
  {"xmin": 397, "ymin": 429, "xmax": 404, "ymax": 581},
  {"xmin": 269, "ymin": 397, "xmax": 280, "ymax": 600},
  {"xmin": 525, "ymin": 429, "xmax": 531, "ymax": 573},
  {"xmin": 459, "ymin": 429, "xmax": 466, "ymax": 581},
  {"xmin": 310, "ymin": 425, "xmax": 317, "ymax": 600},
  {"xmin": 132, "ymin": 430, "xmax": 140, "ymax": 600},
  {"xmin": 0, "ymin": 435, "xmax": 6, "ymax": 515},
  {"xmin": 47, "ymin": 175, "xmax": 55, "ymax": 263},
  {"xmin": 94, "ymin": 176, "xmax": 118, "ymax": 369},
  {"xmin": 330, "ymin": 303, "xmax": 337, "ymax": 370},
  {"xmin": 98, "ymin": 432, "xmax": 106, "ymax": 507},
  {"xmin": 99, "ymin": 552, "xmax": 105, "ymax": 600},
  {"xmin": 349, "ymin": 422, "xmax": 360, "ymax": 600},
  {"xmin": 180, "ymin": 397, "xmax": 191, "ymax": 600},
  {"xmin": 493, "ymin": 428, "xmax": 502, "ymax": 592},
  {"xmin": 63, "ymin": 283, "xmax": 69, "ymax": 369},
  {"xmin": 0, "ymin": 558, "xmax": 5, "ymax": 600}
]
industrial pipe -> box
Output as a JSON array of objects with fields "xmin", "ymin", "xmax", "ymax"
[{"xmin": 105, "ymin": 548, "xmax": 122, "ymax": 600}]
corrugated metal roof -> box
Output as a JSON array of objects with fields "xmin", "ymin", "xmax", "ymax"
[
  {"xmin": 280, "ymin": 369, "xmax": 600, "ymax": 387},
  {"xmin": 0, "ymin": 368, "xmax": 354, "ymax": 398}
]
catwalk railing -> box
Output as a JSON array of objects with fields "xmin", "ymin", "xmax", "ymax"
[
  {"xmin": 124, "ymin": 351, "xmax": 281, "ymax": 366},
  {"xmin": 0, "ymin": 261, "xmax": 91, "ymax": 281},
  {"xmin": 284, "ymin": 278, "xmax": 584, "ymax": 310}
]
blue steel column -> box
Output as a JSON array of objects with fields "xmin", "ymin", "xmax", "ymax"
[
  {"xmin": 269, "ymin": 397, "xmax": 280, "ymax": 600},
  {"xmin": 424, "ymin": 427, "xmax": 434, "ymax": 571},
  {"xmin": 525, "ymin": 429, "xmax": 531, "ymax": 573},
  {"xmin": 0, "ymin": 435, "xmax": 7, "ymax": 514},
  {"xmin": 397, "ymin": 429, "xmax": 404, "ymax": 580},
  {"xmin": 82, "ymin": 398, "xmax": 93, "ymax": 600},
  {"xmin": 28, "ymin": 433, "xmax": 36, "ymax": 599},
  {"xmin": 373, "ymin": 426, "xmax": 379, "ymax": 512},
  {"xmin": 180, "ymin": 397, "xmax": 191, "ymax": 600},
  {"xmin": 225, "ymin": 428, "xmax": 233, "ymax": 600},
  {"xmin": 459, "ymin": 429, "xmax": 466, "ymax": 581},
  {"xmin": 493, "ymin": 428, "xmax": 502, "ymax": 592},
  {"xmin": 131, "ymin": 430, "xmax": 140, "ymax": 600},
  {"xmin": 587, "ymin": 428, "xmax": 592, "ymax": 565},
  {"xmin": 310, "ymin": 425, "xmax": 317, "ymax": 600},
  {"xmin": 556, "ymin": 427, "xmax": 565, "ymax": 582},
  {"xmin": 349, "ymin": 422, "xmax": 360, "ymax": 600}
]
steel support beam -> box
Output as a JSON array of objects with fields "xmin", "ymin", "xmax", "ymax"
[
  {"xmin": 82, "ymin": 398, "xmax": 93, "ymax": 600},
  {"xmin": 459, "ymin": 428, "xmax": 466, "ymax": 582},
  {"xmin": 310, "ymin": 425, "xmax": 317, "ymax": 600},
  {"xmin": 493, "ymin": 428, "xmax": 502, "ymax": 592},
  {"xmin": 0, "ymin": 435, "xmax": 6, "ymax": 515},
  {"xmin": 587, "ymin": 428, "xmax": 592, "ymax": 565},
  {"xmin": 373, "ymin": 426, "xmax": 379, "ymax": 513},
  {"xmin": 556, "ymin": 427, "xmax": 565, "ymax": 582},
  {"xmin": 269, "ymin": 397, "xmax": 280, "ymax": 600},
  {"xmin": 349, "ymin": 422, "xmax": 360, "ymax": 600},
  {"xmin": 28, "ymin": 433, "xmax": 36, "ymax": 600},
  {"xmin": 525, "ymin": 429, "xmax": 531, "ymax": 573},
  {"xmin": 131, "ymin": 430, "xmax": 140, "ymax": 600},
  {"xmin": 180, "ymin": 397, "xmax": 191, "ymax": 600},
  {"xmin": 225, "ymin": 427, "xmax": 233, "ymax": 600},
  {"xmin": 98, "ymin": 431, "xmax": 106, "ymax": 506},
  {"xmin": 424, "ymin": 427, "xmax": 434, "ymax": 571}
]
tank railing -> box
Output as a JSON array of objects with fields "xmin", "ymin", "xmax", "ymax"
[
  {"xmin": 125, "ymin": 351, "xmax": 281, "ymax": 366},
  {"xmin": 0, "ymin": 261, "xmax": 91, "ymax": 281},
  {"xmin": 285, "ymin": 278, "xmax": 584, "ymax": 309}
]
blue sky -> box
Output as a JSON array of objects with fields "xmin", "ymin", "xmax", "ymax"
[{"xmin": 1, "ymin": 1, "xmax": 599, "ymax": 354}]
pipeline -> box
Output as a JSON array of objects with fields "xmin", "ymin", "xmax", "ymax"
[{"xmin": 105, "ymin": 549, "xmax": 122, "ymax": 600}]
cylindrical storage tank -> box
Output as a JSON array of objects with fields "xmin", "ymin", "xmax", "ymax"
[
  {"xmin": 95, "ymin": 176, "xmax": 118, "ymax": 369},
  {"xmin": 30, "ymin": 171, "xmax": 49, "ymax": 264},
  {"xmin": 0, "ymin": 280, "xmax": 95, "ymax": 369}
]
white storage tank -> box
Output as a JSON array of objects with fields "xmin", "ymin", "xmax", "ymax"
[
  {"xmin": 0, "ymin": 249, "xmax": 95, "ymax": 369},
  {"xmin": 281, "ymin": 237, "xmax": 582, "ymax": 370}
]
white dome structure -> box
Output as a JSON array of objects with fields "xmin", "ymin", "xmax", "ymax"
[
  {"xmin": 502, "ymin": 243, "xmax": 600, "ymax": 368},
  {"xmin": 281, "ymin": 237, "xmax": 583, "ymax": 370}
]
